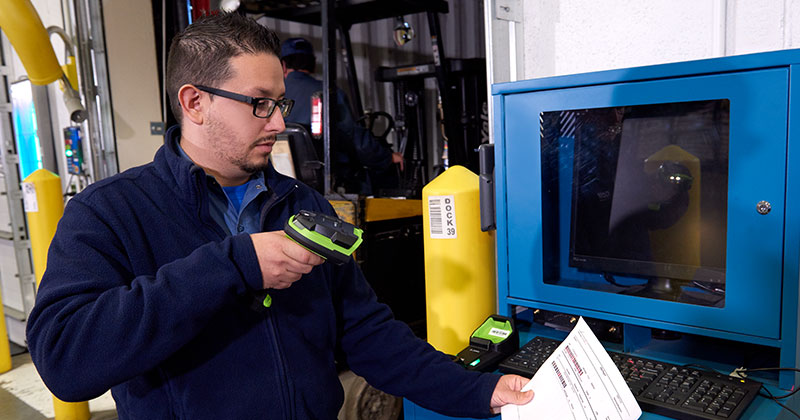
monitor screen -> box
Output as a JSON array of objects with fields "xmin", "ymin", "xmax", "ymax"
[{"xmin": 542, "ymin": 100, "xmax": 729, "ymax": 303}]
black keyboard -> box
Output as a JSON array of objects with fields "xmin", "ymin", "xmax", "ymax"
[{"xmin": 498, "ymin": 336, "xmax": 762, "ymax": 420}]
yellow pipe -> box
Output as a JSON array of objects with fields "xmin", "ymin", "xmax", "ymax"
[
  {"xmin": 23, "ymin": 169, "xmax": 90, "ymax": 420},
  {"xmin": 0, "ymin": 0, "xmax": 63, "ymax": 85},
  {"xmin": 61, "ymin": 56, "xmax": 79, "ymax": 91}
]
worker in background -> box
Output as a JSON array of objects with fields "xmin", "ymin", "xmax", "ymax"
[
  {"xmin": 26, "ymin": 13, "xmax": 532, "ymax": 419},
  {"xmin": 280, "ymin": 36, "xmax": 404, "ymax": 195}
]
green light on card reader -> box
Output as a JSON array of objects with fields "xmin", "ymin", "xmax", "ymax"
[{"xmin": 470, "ymin": 359, "xmax": 481, "ymax": 367}]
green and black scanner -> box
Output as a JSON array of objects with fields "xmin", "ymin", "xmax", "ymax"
[
  {"xmin": 254, "ymin": 211, "xmax": 364, "ymax": 311},
  {"xmin": 455, "ymin": 315, "xmax": 518, "ymax": 372},
  {"xmin": 284, "ymin": 210, "xmax": 363, "ymax": 265}
]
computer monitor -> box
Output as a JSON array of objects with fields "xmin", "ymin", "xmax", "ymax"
[{"xmin": 544, "ymin": 100, "xmax": 730, "ymax": 305}]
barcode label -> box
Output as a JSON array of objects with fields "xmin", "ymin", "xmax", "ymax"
[
  {"xmin": 428, "ymin": 195, "xmax": 456, "ymax": 239},
  {"xmin": 22, "ymin": 182, "xmax": 38, "ymax": 212},
  {"xmin": 488, "ymin": 328, "xmax": 510, "ymax": 339}
]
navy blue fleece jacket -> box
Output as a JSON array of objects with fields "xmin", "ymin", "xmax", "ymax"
[{"xmin": 25, "ymin": 126, "xmax": 500, "ymax": 419}]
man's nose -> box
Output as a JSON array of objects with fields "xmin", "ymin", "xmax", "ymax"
[{"xmin": 265, "ymin": 110, "xmax": 286, "ymax": 133}]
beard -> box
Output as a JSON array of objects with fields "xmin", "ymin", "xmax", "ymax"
[
  {"xmin": 206, "ymin": 114, "xmax": 274, "ymax": 175},
  {"xmin": 235, "ymin": 139, "xmax": 273, "ymax": 174}
]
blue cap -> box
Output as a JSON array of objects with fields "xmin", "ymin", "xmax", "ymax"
[{"xmin": 280, "ymin": 37, "xmax": 314, "ymax": 58}]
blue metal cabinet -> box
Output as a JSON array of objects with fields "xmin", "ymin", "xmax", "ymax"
[
  {"xmin": 502, "ymin": 68, "xmax": 787, "ymax": 340},
  {"xmin": 405, "ymin": 49, "xmax": 800, "ymax": 420},
  {"xmin": 491, "ymin": 50, "xmax": 800, "ymax": 392}
]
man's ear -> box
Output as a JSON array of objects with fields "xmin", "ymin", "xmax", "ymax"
[
  {"xmin": 178, "ymin": 84, "xmax": 205, "ymax": 125},
  {"xmin": 281, "ymin": 60, "xmax": 289, "ymax": 78}
]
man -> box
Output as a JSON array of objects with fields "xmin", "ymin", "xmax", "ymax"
[
  {"xmin": 281, "ymin": 37, "xmax": 404, "ymax": 195},
  {"xmin": 26, "ymin": 13, "xmax": 532, "ymax": 419}
]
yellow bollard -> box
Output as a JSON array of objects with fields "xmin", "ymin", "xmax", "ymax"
[
  {"xmin": 52, "ymin": 396, "xmax": 90, "ymax": 420},
  {"xmin": 0, "ymin": 287, "xmax": 11, "ymax": 373},
  {"xmin": 23, "ymin": 169, "xmax": 64, "ymax": 288},
  {"xmin": 23, "ymin": 169, "xmax": 90, "ymax": 420},
  {"xmin": 422, "ymin": 166, "xmax": 497, "ymax": 355}
]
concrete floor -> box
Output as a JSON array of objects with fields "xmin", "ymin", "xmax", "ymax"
[{"xmin": 0, "ymin": 342, "xmax": 117, "ymax": 420}]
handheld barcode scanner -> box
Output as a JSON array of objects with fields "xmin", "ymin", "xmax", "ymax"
[
  {"xmin": 455, "ymin": 315, "xmax": 518, "ymax": 372},
  {"xmin": 254, "ymin": 210, "xmax": 363, "ymax": 310},
  {"xmin": 284, "ymin": 210, "xmax": 363, "ymax": 265}
]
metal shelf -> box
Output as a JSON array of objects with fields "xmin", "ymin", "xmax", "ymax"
[{"xmin": 239, "ymin": 0, "xmax": 448, "ymax": 26}]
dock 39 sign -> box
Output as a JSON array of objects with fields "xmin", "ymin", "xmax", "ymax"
[{"xmin": 428, "ymin": 195, "xmax": 457, "ymax": 239}]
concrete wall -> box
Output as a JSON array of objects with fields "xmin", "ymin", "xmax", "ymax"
[
  {"xmin": 488, "ymin": 0, "xmax": 800, "ymax": 84},
  {"xmin": 102, "ymin": 0, "xmax": 162, "ymax": 172}
]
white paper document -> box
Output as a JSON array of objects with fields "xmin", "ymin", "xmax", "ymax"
[{"xmin": 502, "ymin": 317, "xmax": 642, "ymax": 420}]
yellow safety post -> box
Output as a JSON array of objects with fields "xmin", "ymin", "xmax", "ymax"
[
  {"xmin": 24, "ymin": 170, "xmax": 63, "ymax": 288},
  {"xmin": 422, "ymin": 166, "xmax": 497, "ymax": 355},
  {"xmin": 52, "ymin": 396, "xmax": 90, "ymax": 420},
  {"xmin": 23, "ymin": 169, "xmax": 90, "ymax": 420},
  {"xmin": 0, "ymin": 287, "xmax": 11, "ymax": 373}
]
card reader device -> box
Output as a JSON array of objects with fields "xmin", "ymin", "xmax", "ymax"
[
  {"xmin": 455, "ymin": 315, "xmax": 518, "ymax": 372},
  {"xmin": 284, "ymin": 210, "xmax": 363, "ymax": 265}
]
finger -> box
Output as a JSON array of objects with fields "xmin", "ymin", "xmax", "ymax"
[
  {"xmin": 513, "ymin": 375, "xmax": 531, "ymax": 391},
  {"xmin": 282, "ymin": 239, "xmax": 325, "ymax": 266},
  {"xmin": 271, "ymin": 273, "xmax": 300, "ymax": 290},
  {"xmin": 280, "ymin": 278, "xmax": 296, "ymax": 289},
  {"xmin": 272, "ymin": 282, "xmax": 289, "ymax": 290},
  {"xmin": 515, "ymin": 390, "xmax": 534, "ymax": 405},
  {"xmin": 273, "ymin": 281, "xmax": 292, "ymax": 290},
  {"xmin": 284, "ymin": 259, "xmax": 316, "ymax": 275},
  {"xmin": 269, "ymin": 269, "xmax": 302, "ymax": 285}
]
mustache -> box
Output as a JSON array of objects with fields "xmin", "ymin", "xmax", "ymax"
[{"xmin": 252, "ymin": 135, "xmax": 277, "ymax": 147}]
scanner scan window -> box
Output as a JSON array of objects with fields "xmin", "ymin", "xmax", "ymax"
[{"xmin": 539, "ymin": 100, "xmax": 730, "ymax": 307}]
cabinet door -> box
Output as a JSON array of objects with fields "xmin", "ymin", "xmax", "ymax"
[{"xmin": 501, "ymin": 68, "xmax": 787, "ymax": 339}]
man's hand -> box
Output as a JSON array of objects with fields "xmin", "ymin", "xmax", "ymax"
[
  {"xmin": 250, "ymin": 231, "xmax": 325, "ymax": 289},
  {"xmin": 490, "ymin": 374, "xmax": 534, "ymax": 414},
  {"xmin": 391, "ymin": 152, "xmax": 405, "ymax": 171}
]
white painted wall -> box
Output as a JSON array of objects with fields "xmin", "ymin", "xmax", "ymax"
[
  {"xmin": 491, "ymin": 0, "xmax": 800, "ymax": 83},
  {"xmin": 102, "ymin": 0, "xmax": 162, "ymax": 172}
]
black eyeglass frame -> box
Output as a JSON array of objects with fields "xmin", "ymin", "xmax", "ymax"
[{"xmin": 194, "ymin": 85, "xmax": 293, "ymax": 119}]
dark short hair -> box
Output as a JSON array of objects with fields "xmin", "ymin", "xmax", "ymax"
[
  {"xmin": 281, "ymin": 53, "xmax": 316, "ymax": 73},
  {"xmin": 166, "ymin": 12, "xmax": 281, "ymax": 124}
]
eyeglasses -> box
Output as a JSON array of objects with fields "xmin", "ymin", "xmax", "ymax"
[{"xmin": 195, "ymin": 85, "xmax": 294, "ymax": 119}]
